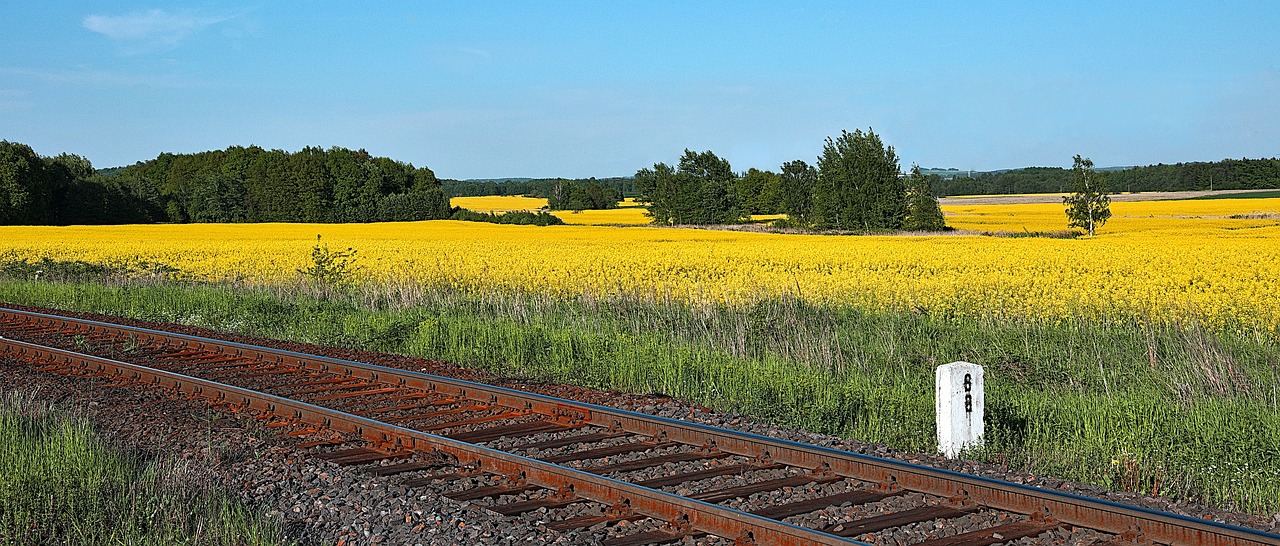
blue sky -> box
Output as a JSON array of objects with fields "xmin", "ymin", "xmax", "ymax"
[{"xmin": 2, "ymin": 2, "xmax": 1277, "ymax": 179}]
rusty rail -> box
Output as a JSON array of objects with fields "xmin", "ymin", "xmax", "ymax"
[{"xmin": 2, "ymin": 307, "xmax": 1278, "ymax": 546}]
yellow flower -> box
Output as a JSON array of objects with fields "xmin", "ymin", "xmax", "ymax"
[{"xmin": 1, "ymin": 196, "xmax": 1276, "ymax": 334}]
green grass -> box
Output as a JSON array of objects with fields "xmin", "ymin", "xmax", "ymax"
[
  {"xmin": 0, "ymin": 389, "xmax": 288, "ymax": 546},
  {"xmin": 0, "ymin": 277, "xmax": 1277, "ymax": 514}
]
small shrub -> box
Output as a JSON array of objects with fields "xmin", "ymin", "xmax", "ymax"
[
  {"xmin": 297, "ymin": 235, "xmax": 359, "ymax": 288},
  {"xmin": 449, "ymin": 208, "xmax": 565, "ymax": 226}
]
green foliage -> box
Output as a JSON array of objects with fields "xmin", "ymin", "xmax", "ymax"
[
  {"xmin": 0, "ymin": 141, "xmax": 454, "ymax": 226},
  {"xmin": 62, "ymin": 175, "xmax": 160, "ymax": 225},
  {"xmin": 635, "ymin": 149, "xmax": 743, "ymax": 225},
  {"xmin": 812, "ymin": 128, "xmax": 905, "ymax": 230},
  {"xmin": 1063, "ymin": 155, "xmax": 1112, "ymax": 236},
  {"xmin": 0, "ymin": 254, "xmax": 180, "ymax": 283},
  {"xmin": 376, "ymin": 189, "xmax": 452, "ymax": 222},
  {"xmin": 547, "ymin": 179, "xmax": 620, "ymax": 211},
  {"xmin": 449, "ymin": 208, "xmax": 565, "ymax": 226},
  {"xmin": 769, "ymin": 218, "xmax": 800, "ymax": 230},
  {"xmin": 189, "ymin": 173, "xmax": 249, "ymax": 223},
  {"xmin": 1, "ymin": 143, "xmax": 159, "ymax": 226},
  {"xmin": 0, "ymin": 141, "xmax": 55, "ymax": 225},
  {"xmin": 1, "ymin": 255, "xmax": 114, "ymax": 282},
  {"xmin": 734, "ymin": 168, "xmax": 784, "ymax": 215},
  {"xmin": 297, "ymin": 235, "xmax": 359, "ymax": 288},
  {"xmin": 935, "ymin": 157, "xmax": 1280, "ymax": 196},
  {"xmin": 903, "ymin": 166, "xmax": 947, "ymax": 231},
  {"xmin": 779, "ymin": 160, "xmax": 817, "ymax": 225},
  {"xmin": 444, "ymin": 177, "xmax": 636, "ymax": 200},
  {"xmin": 0, "ymin": 390, "xmax": 287, "ymax": 545},
  {"xmin": 934, "ymin": 167, "xmax": 1070, "ymax": 196},
  {"xmin": 1107, "ymin": 157, "xmax": 1280, "ymax": 193}
]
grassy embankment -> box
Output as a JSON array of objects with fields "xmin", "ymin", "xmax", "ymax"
[
  {"xmin": 0, "ymin": 272, "xmax": 1276, "ymax": 515},
  {"xmin": 0, "ymin": 388, "xmax": 287, "ymax": 545}
]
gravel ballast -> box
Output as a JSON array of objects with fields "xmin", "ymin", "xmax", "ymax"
[{"xmin": 1, "ymin": 304, "xmax": 1277, "ymax": 545}]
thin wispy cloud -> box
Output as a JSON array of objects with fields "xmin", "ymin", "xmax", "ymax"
[
  {"xmin": 0, "ymin": 66, "xmax": 207, "ymax": 89},
  {"xmin": 83, "ymin": 9, "xmax": 235, "ymax": 52}
]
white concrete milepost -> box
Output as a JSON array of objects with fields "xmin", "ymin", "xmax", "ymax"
[{"xmin": 936, "ymin": 361, "xmax": 984, "ymax": 458}]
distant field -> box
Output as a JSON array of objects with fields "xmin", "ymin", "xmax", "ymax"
[
  {"xmin": 3, "ymin": 194, "xmax": 1279, "ymax": 332},
  {"xmin": 455, "ymin": 190, "xmax": 1280, "ymax": 229},
  {"xmin": 1179, "ymin": 190, "xmax": 1280, "ymax": 200},
  {"xmin": 450, "ymin": 195, "xmax": 770, "ymax": 225},
  {"xmin": 941, "ymin": 197, "xmax": 1280, "ymax": 234},
  {"xmin": 552, "ymin": 208, "xmax": 650, "ymax": 224},
  {"xmin": 449, "ymin": 195, "xmax": 547, "ymax": 212},
  {"xmin": 940, "ymin": 188, "xmax": 1280, "ymax": 205}
]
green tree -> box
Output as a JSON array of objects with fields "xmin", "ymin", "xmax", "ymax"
[
  {"xmin": 326, "ymin": 147, "xmax": 375, "ymax": 222},
  {"xmin": 779, "ymin": 160, "xmax": 817, "ymax": 225},
  {"xmin": 547, "ymin": 179, "xmax": 620, "ymax": 211},
  {"xmin": 290, "ymin": 146, "xmax": 334, "ymax": 223},
  {"xmin": 813, "ymin": 128, "xmax": 904, "ymax": 230},
  {"xmin": 634, "ymin": 163, "xmax": 679, "ymax": 223},
  {"xmin": 188, "ymin": 173, "xmax": 248, "ymax": 223},
  {"xmin": 377, "ymin": 190, "xmax": 451, "ymax": 222},
  {"xmin": 903, "ymin": 166, "xmax": 946, "ymax": 231},
  {"xmin": 50, "ymin": 153, "xmax": 94, "ymax": 179},
  {"xmin": 0, "ymin": 141, "xmax": 60, "ymax": 225},
  {"xmin": 1063, "ymin": 155, "xmax": 1111, "ymax": 236},
  {"xmin": 735, "ymin": 168, "xmax": 784, "ymax": 215},
  {"xmin": 636, "ymin": 149, "xmax": 742, "ymax": 225}
]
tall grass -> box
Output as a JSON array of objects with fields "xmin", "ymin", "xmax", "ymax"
[
  {"xmin": 0, "ymin": 389, "xmax": 287, "ymax": 546},
  {"xmin": 0, "ymin": 277, "xmax": 1277, "ymax": 513}
]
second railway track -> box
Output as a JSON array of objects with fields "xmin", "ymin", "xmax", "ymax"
[{"xmin": 0, "ymin": 307, "xmax": 1276, "ymax": 546}]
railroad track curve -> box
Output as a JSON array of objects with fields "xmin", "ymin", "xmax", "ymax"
[{"xmin": 1, "ymin": 307, "xmax": 1276, "ymax": 546}]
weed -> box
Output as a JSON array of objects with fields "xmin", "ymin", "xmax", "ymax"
[
  {"xmin": 0, "ymin": 279, "xmax": 1276, "ymax": 513},
  {"xmin": 0, "ymin": 389, "xmax": 288, "ymax": 545},
  {"xmin": 296, "ymin": 235, "xmax": 359, "ymax": 291}
]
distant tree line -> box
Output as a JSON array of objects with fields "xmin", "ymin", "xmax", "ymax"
[
  {"xmin": 1, "ymin": 141, "xmax": 153, "ymax": 225},
  {"xmin": 7, "ymin": 137, "xmax": 1278, "ymax": 228},
  {"xmin": 0, "ymin": 142, "xmax": 452, "ymax": 225},
  {"xmin": 934, "ymin": 158, "xmax": 1280, "ymax": 196},
  {"xmin": 119, "ymin": 145, "xmax": 451, "ymax": 223},
  {"xmin": 444, "ymin": 177, "xmax": 632, "ymax": 201},
  {"xmin": 635, "ymin": 128, "xmax": 947, "ymax": 231}
]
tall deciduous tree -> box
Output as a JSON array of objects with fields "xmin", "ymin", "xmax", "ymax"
[
  {"xmin": 0, "ymin": 141, "xmax": 60, "ymax": 225},
  {"xmin": 735, "ymin": 168, "xmax": 784, "ymax": 215},
  {"xmin": 636, "ymin": 149, "xmax": 742, "ymax": 225},
  {"xmin": 189, "ymin": 172, "xmax": 249, "ymax": 223},
  {"xmin": 1063, "ymin": 155, "xmax": 1111, "ymax": 236},
  {"xmin": 779, "ymin": 160, "xmax": 817, "ymax": 225},
  {"xmin": 547, "ymin": 179, "xmax": 620, "ymax": 211},
  {"xmin": 813, "ymin": 128, "xmax": 904, "ymax": 230},
  {"xmin": 635, "ymin": 163, "xmax": 679, "ymax": 223},
  {"xmin": 903, "ymin": 165, "xmax": 946, "ymax": 231}
]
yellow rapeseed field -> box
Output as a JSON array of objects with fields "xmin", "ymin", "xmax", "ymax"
[
  {"xmin": 451, "ymin": 196, "xmax": 808, "ymax": 226},
  {"xmin": 941, "ymin": 198, "xmax": 1280, "ymax": 234},
  {"xmin": 449, "ymin": 196, "xmax": 548, "ymax": 212},
  {"xmin": 449, "ymin": 195, "xmax": 652, "ymax": 225},
  {"xmin": 3, "ymin": 197, "xmax": 1278, "ymax": 332}
]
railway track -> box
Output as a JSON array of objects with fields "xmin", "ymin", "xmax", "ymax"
[{"xmin": 0, "ymin": 307, "xmax": 1276, "ymax": 546}]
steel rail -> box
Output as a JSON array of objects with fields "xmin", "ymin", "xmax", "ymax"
[
  {"xmin": 0, "ymin": 336, "xmax": 864, "ymax": 546},
  {"xmin": 2, "ymin": 307, "xmax": 1278, "ymax": 546}
]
